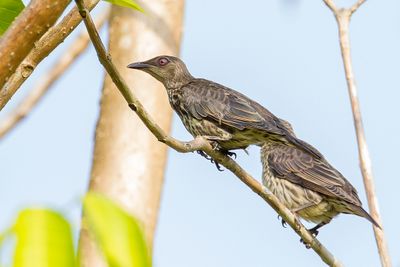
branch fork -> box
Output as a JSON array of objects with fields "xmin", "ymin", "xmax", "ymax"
[{"xmin": 323, "ymin": 0, "xmax": 391, "ymax": 266}]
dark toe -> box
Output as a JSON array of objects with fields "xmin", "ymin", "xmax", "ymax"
[
  {"xmin": 309, "ymin": 229, "xmax": 319, "ymax": 237},
  {"xmin": 299, "ymin": 238, "xmax": 312, "ymax": 249},
  {"xmin": 197, "ymin": 150, "xmax": 211, "ymax": 160},
  {"xmin": 215, "ymin": 162, "xmax": 224, "ymax": 171},
  {"xmin": 277, "ymin": 215, "xmax": 287, "ymax": 228},
  {"xmin": 226, "ymin": 151, "xmax": 237, "ymax": 159}
]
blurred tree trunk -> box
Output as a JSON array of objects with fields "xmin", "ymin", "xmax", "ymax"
[{"xmin": 78, "ymin": 1, "xmax": 184, "ymax": 266}]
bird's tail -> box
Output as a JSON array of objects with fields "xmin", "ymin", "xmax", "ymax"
[{"xmin": 351, "ymin": 204, "xmax": 382, "ymax": 229}]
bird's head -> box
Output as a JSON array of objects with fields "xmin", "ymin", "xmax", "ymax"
[{"xmin": 127, "ymin": 55, "xmax": 193, "ymax": 89}]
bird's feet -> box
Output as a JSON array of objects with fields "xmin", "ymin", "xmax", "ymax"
[
  {"xmin": 214, "ymin": 162, "xmax": 224, "ymax": 171},
  {"xmin": 308, "ymin": 228, "xmax": 319, "ymax": 237},
  {"xmin": 224, "ymin": 150, "xmax": 237, "ymax": 159},
  {"xmin": 277, "ymin": 215, "xmax": 287, "ymax": 228},
  {"xmin": 213, "ymin": 150, "xmax": 238, "ymax": 171},
  {"xmin": 196, "ymin": 150, "xmax": 224, "ymax": 171},
  {"xmin": 300, "ymin": 227, "xmax": 319, "ymax": 249},
  {"xmin": 276, "ymin": 214, "xmax": 316, "ymax": 249},
  {"xmin": 278, "ymin": 211, "xmax": 302, "ymax": 230},
  {"xmin": 197, "ymin": 150, "xmax": 211, "ymax": 160},
  {"xmin": 196, "ymin": 148, "xmax": 237, "ymax": 171}
]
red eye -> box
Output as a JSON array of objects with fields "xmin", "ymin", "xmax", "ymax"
[{"xmin": 158, "ymin": 57, "xmax": 169, "ymax": 66}]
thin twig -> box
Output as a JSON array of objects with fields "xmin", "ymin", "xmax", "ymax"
[
  {"xmin": 0, "ymin": 0, "xmax": 70, "ymax": 89},
  {"xmin": 0, "ymin": 9, "xmax": 109, "ymax": 140},
  {"xmin": 349, "ymin": 0, "xmax": 366, "ymax": 15},
  {"xmin": 74, "ymin": 1, "xmax": 343, "ymax": 266},
  {"xmin": 323, "ymin": 0, "xmax": 337, "ymax": 12},
  {"xmin": 0, "ymin": 0, "xmax": 101, "ymax": 111},
  {"xmin": 323, "ymin": 1, "xmax": 392, "ymax": 266}
]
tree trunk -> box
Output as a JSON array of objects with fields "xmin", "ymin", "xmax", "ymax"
[{"xmin": 78, "ymin": 1, "xmax": 184, "ymax": 266}]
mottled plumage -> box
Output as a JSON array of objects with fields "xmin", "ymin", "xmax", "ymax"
[
  {"xmin": 128, "ymin": 55, "xmax": 320, "ymax": 158},
  {"xmin": 128, "ymin": 55, "xmax": 379, "ymax": 235},
  {"xmin": 261, "ymin": 138, "xmax": 379, "ymax": 235}
]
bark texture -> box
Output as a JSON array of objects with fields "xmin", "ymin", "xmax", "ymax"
[
  {"xmin": 0, "ymin": 9, "xmax": 109, "ymax": 140},
  {"xmin": 78, "ymin": 1, "xmax": 184, "ymax": 266},
  {"xmin": 0, "ymin": 0, "xmax": 100, "ymax": 111},
  {"xmin": 0, "ymin": 0, "xmax": 70, "ymax": 89}
]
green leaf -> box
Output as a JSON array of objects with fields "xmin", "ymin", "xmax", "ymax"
[
  {"xmin": 0, "ymin": 229, "xmax": 10, "ymax": 247},
  {"xmin": 0, "ymin": 0, "xmax": 24, "ymax": 36},
  {"xmin": 83, "ymin": 193, "xmax": 151, "ymax": 267},
  {"xmin": 103, "ymin": 0, "xmax": 143, "ymax": 12},
  {"xmin": 12, "ymin": 209, "xmax": 75, "ymax": 267}
]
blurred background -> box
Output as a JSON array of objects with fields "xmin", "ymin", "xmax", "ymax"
[{"xmin": 1, "ymin": 0, "xmax": 399, "ymax": 266}]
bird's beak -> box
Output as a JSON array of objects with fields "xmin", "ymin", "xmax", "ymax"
[{"xmin": 127, "ymin": 62, "xmax": 152, "ymax": 69}]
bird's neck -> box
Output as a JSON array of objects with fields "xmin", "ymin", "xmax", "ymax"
[
  {"xmin": 165, "ymin": 64, "xmax": 194, "ymax": 90},
  {"xmin": 164, "ymin": 73, "xmax": 194, "ymax": 90}
]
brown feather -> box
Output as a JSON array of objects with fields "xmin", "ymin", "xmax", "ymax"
[
  {"xmin": 265, "ymin": 143, "xmax": 361, "ymax": 206},
  {"xmin": 179, "ymin": 79, "xmax": 322, "ymax": 157}
]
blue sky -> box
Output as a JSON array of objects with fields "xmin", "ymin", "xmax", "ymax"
[{"xmin": 1, "ymin": 0, "xmax": 399, "ymax": 266}]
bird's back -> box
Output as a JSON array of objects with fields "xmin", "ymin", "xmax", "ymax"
[
  {"xmin": 262, "ymin": 141, "xmax": 362, "ymax": 206},
  {"xmin": 176, "ymin": 78, "xmax": 322, "ymax": 157}
]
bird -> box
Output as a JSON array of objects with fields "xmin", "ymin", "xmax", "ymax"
[
  {"xmin": 128, "ymin": 55, "xmax": 379, "ymax": 239},
  {"xmin": 127, "ymin": 55, "xmax": 321, "ymax": 169},
  {"xmin": 261, "ymin": 122, "xmax": 380, "ymax": 243}
]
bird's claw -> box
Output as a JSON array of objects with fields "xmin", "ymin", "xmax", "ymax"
[
  {"xmin": 301, "ymin": 240, "xmax": 312, "ymax": 249},
  {"xmin": 197, "ymin": 150, "xmax": 211, "ymax": 160},
  {"xmin": 210, "ymin": 158, "xmax": 224, "ymax": 171},
  {"xmin": 214, "ymin": 161, "xmax": 224, "ymax": 171},
  {"xmin": 309, "ymin": 228, "xmax": 319, "ymax": 237},
  {"xmin": 196, "ymin": 150, "xmax": 224, "ymax": 171},
  {"xmin": 300, "ymin": 238, "xmax": 310, "ymax": 249},
  {"xmin": 212, "ymin": 150, "xmax": 236, "ymax": 171},
  {"xmin": 277, "ymin": 215, "xmax": 287, "ymax": 228},
  {"xmin": 299, "ymin": 228, "xmax": 319, "ymax": 249},
  {"xmin": 225, "ymin": 151, "xmax": 237, "ymax": 159},
  {"xmin": 300, "ymin": 237, "xmax": 313, "ymax": 249}
]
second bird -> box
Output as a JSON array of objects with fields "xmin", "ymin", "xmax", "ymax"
[
  {"xmin": 261, "ymin": 127, "xmax": 380, "ymax": 238},
  {"xmin": 128, "ymin": 55, "xmax": 320, "ymax": 161}
]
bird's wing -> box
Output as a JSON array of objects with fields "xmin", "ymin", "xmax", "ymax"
[
  {"xmin": 181, "ymin": 79, "xmax": 286, "ymax": 135},
  {"xmin": 267, "ymin": 145, "xmax": 362, "ymax": 206},
  {"xmin": 181, "ymin": 79, "xmax": 323, "ymax": 158}
]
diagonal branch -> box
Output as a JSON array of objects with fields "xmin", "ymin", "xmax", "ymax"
[
  {"xmin": 323, "ymin": 1, "xmax": 392, "ymax": 266},
  {"xmin": 0, "ymin": 0, "xmax": 101, "ymax": 111},
  {"xmin": 74, "ymin": 0, "xmax": 343, "ymax": 266},
  {"xmin": 0, "ymin": 0, "xmax": 71, "ymax": 89},
  {"xmin": 323, "ymin": 0, "xmax": 337, "ymax": 12},
  {"xmin": 0, "ymin": 9, "xmax": 109, "ymax": 140}
]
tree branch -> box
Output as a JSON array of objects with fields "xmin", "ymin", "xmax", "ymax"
[
  {"xmin": 0, "ymin": 0, "xmax": 71, "ymax": 89},
  {"xmin": 323, "ymin": 0, "xmax": 337, "ymax": 13},
  {"xmin": 349, "ymin": 0, "xmax": 366, "ymax": 15},
  {"xmin": 323, "ymin": 1, "xmax": 392, "ymax": 266},
  {"xmin": 0, "ymin": 9, "xmax": 109, "ymax": 140},
  {"xmin": 78, "ymin": 2, "xmax": 185, "ymax": 266},
  {"xmin": 74, "ymin": 0, "xmax": 343, "ymax": 266},
  {"xmin": 0, "ymin": 0, "xmax": 101, "ymax": 111}
]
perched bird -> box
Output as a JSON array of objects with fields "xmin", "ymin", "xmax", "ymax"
[
  {"xmin": 128, "ymin": 55, "xmax": 377, "ymax": 238},
  {"xmin": 127, "ymin": 55, "xmax": 320, "ymax": 168},
  {"xmin": 261, "ymin": 123, "xmax": 380, "ymax": 240}
]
